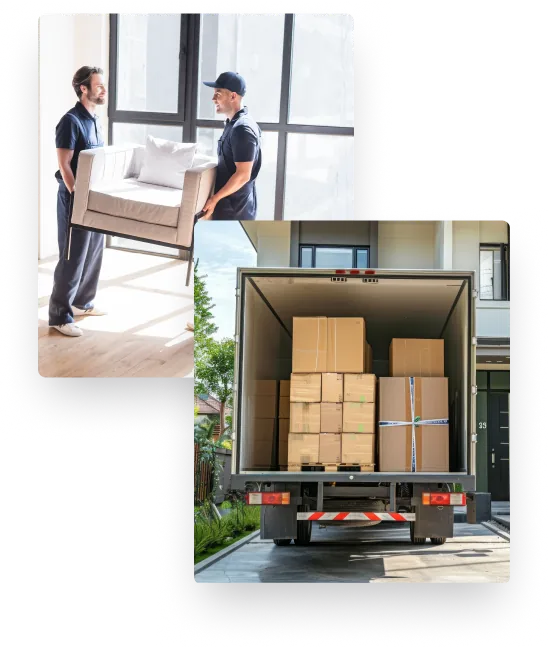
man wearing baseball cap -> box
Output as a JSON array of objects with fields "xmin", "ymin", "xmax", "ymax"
[{"xmin": 201, "ymin": 72, "xmax": 262, "ymax": 220}]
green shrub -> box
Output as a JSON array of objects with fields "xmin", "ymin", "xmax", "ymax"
[{"xmin": 194, "ymin": 502, "xmax": 261, "ymax": 559}]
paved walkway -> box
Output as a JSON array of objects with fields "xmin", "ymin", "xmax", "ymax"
[{"xmin": 195, "ymin": 522, "xmax": 509, "ymax": 583}]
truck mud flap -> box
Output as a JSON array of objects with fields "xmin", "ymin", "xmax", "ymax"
[
  {"xmin": 412, "ymin": 484, "xmax": 454, "ymax": 539},
  {"xmin": 260, "ymin": 483, "xmax": 300, "ymax": 540}
]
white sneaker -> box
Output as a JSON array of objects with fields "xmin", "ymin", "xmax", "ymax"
[
  {"xmin": 52, "ymin": 323, "xmax": 83, "ymax": 337},
  {"xmin": 73, "ymin": 306, "xmax": 108, "ymax": 316}
]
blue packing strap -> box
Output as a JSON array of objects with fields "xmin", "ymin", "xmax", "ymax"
[{"xmin": 378, "ymin": 377, "xmax": 448, "ymax": 472}]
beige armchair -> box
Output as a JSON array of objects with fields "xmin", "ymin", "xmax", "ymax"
[{"xmin": 69, "ymin": 144, "xmax": 217, "ymax": 285}]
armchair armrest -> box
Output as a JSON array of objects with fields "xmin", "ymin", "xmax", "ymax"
[
  {"xmin": 177, "ymin": 158, "xmax": 218, "ymax": 247},
  {"xmin": 72, "ymin": 144, "xmax": 142, "ymax": 226}
]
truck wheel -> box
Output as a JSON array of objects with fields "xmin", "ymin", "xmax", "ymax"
[
  {"xmin": 273, "ymin": 539, "xmax": 292, "ymax": 546},
  {"xmin": 295, "ymin": 504, "xmax": 312, "ymax": 546},
  {"xmin": 410, "ymin": 521, "xmax": 426, "ymax": 545},
  {"xmin": 430, "ymin": 537, "xmax": 447, "ymax": 545}
]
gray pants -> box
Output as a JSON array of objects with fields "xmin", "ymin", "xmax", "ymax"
[{"xmin": 48, "ymin": 180, "xmax": 104, "ymax": 326}]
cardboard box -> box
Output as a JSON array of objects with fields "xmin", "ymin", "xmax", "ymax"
[
  {"xmin": 320, "ymin": 403, "xmax": 343, "ymax": 433},
  {"xmin": 290, "ymin": 373, "xmax": 322, "ymax": 402},
  {"xmin": 319, "ymin": 433, "xmax": 342, "ymax": 463},
  {"xmin": 253, "ymin": 379, "xmax": 277, "ymax": 395},
  {"xmin": 322, "ymin": 373, "xmax": 343, "ymax": 402},
  {"xmin": 290, "ymin": 403, "xmax": 321, "ymax": 433},
  {"xmin": 327, "ymin": 317, "xmax": 366, "ymax": 373},
  {"xmin": 255, "ymin": 395, "xmax": 277, "ymax": 418},
  {"xmin": 344, "ymin": 374, "xmax": 376, "ymax": 403},
  {"xmin": 278, "ymin": 419, "xmax": 289, "ymax": 466},
  {"xmin": 341, "ymin": 433, "xmax": 375, "ymax": 465},
  {"xmin": 279, "ymin": 396, "xmax": 290, "ymax": 419},
  {"xmin": 280, "ymin": 380, "xmax": 291, "ymax": 397},
  {"xmin": 389, "ymin": 339, "xmax": 444, "ymax": 377},
  {"xmin": 378, "ymin": 377, "xmax": 449, "ymax": 472},
  {"xmin": 249, "ymin": 418, "xmax": 275, "ymax": 468},
  {"xmin": 288, "ymin": 433, "xmax": 320, "ymax": 465},
  {"xmin": 365, "ymin": 342, "xmax": 373, "ymax": 374},
  {"xmin": 293, "ymin": 317, "xmax": 327, "ymax": 373},
  {"xmin": 343, "ymin": 402, "xmax": 375, "ymax": 433}
]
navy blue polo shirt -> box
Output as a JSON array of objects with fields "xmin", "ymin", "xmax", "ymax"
[
  {"xmin": 214, "ymin": 107, "xmax": 262, "ymax": 221},
  {"xmin": 55, "ymin": 101, "xmax": 104, "ymax": 183}
]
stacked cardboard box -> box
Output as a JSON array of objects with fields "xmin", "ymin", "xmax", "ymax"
[
  {"xmin": 278, "ymin": 380, "xmax": 290, "ymax": 468},
  {"xmin": 379, "ymin": 339, "xmax": 449, "ymax": 472},
  {"xmin": 289, "ymin": 317, "xmax": 376, "ymax": 469},
  {"xmin": 249, "ymin": 380, "xmax": 278, "ymax": 468}
]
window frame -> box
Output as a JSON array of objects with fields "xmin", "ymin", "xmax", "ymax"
[
  {"xmin": 299, "ymin": 244, "xmax": 370, "ymax": 269},
  {"xmin": 108, "ymin": 14, "xmax": 354, "ymax": 221},
  {"xmin": 479, "ymin": 242, "xmax": 509, "ymax": 301}
]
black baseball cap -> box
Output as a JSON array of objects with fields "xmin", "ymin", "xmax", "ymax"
[{"xmin": 203, "ymin": 71, "xmax": 246, "ymax": 96}]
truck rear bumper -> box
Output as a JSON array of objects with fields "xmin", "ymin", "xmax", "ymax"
[{"xmin": 232, "ymin": 472, "xmax": 475, "ymax": 490}]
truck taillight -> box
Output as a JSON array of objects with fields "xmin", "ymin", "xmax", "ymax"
[
  {"xmin": 246, "ymin": 492, "xmax": 290, "ymax": 505},
  {"xmin": 422, "ymin": 492, "xmax": 466, "ymax": 506}
]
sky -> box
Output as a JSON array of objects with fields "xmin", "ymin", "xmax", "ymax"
[{"xmin": 194, "ymin": 222, "xmax": 257, "ymax": 340}]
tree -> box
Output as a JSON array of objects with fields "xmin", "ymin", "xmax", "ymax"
[
  {"xmin": 195, "ymin": 337, "xmax": 235, "ymax": 434},
  {"xmin": 193, "ymin": 260, "xmax": 217, "ymax": 367}
]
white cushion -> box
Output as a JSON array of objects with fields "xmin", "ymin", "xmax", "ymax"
[
  {"xmin": 137, "ymin": 136, "xmax": 197, "ymax": 190},
  {"xmin": 88, "ymin": 178, "xmax": 183, "ymax": 228}
]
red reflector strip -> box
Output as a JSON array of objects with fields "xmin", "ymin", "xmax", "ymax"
[
  {"xmin": 296, "ymin": 512, "xmax": 416, "ymax": 521},
  {"xmin": 423, "ymin": 492, "xmax": 467, "ymax": 506},
  {"xmin": 349, "ymin": 270, "xmax": 361, "ymax": 275},
  {"xmin": 364, "ymin": 270, "xmax": 376, "ymax": 274},
  {"xmin": 335, "ymin": 269, "xmax": 347, "ymax": 274}
]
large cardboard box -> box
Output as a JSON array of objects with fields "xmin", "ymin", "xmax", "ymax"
[
  {"xmin": 341, "ymin": 433, "xmax": 375, "ymax": 465},
  {"xmin": 322, "ymin": 373, "xmax": 344, "ymax": 402},
  {"xmin": 320, "ymin": 433, "xmax": 342, "ymax": 463},
  {"xmin": 279, "ymin": 396, "xmax": 290, "ymax": 419},
  {"xmin": 344, "ymin": 374, "xmax": 376, "ymax": 403},
  {"xmin": 327, "ymin": 318, "xmax": 366, "ymax": 373},
  {"xmin": 288, "ymin": 433, "xmax": 320, "ymax": 465},
  {"xmin": 278, "ymin": 419, "xmax": 289, "ymax": 466},
  {"xmin": 320, "ymin": 402, "xmax": 343, "ymax": 433},
  {"xmin": 280, "ymin": 380, "xmax": 291, "ymax": 397},
  {"xmin": 293, "ymin": 317, "xmax": 327, "ymax": 373},
  {"xmin": 365, "ymin": 342, "xmax": 373, "ymax": 374},
  {"xmin": 249, "ymin": 418, "xmax": 275, "ymax": 468},
  {"xmin": 254, "ymin": 379, "xmax": 277, "ymax": 395},
  {"xmin": 378, "ymin": 377, "xmax": 449, "ymax": 472},
  {"xmin": 290, "ymin": 403, "xmax": 321, "ymax": 433},
  {"xmin": 253, "ymin": 379, "xmax": 277, "ymax": 418},
  {"xmin": 343, "ymin": 402, "xmax": 375, "ymax": 433},
  {"xmin": 389, "ymin": 339, "xmax": 444, "ymax": 377},
  {"xmin": 290, "ymin": 373, "xmax": 322, "ymax": 402}
]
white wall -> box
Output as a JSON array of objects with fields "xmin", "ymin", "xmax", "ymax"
[
  {"xmin": 378, "ymin": 220, "xmax": 436, "ymax": 268},
  {"xmin": 39, "ymin": 15, "xmax": 109, "ymax": 259},
  {"xmin": 255, "ymin": 222, "xmax": 292, "ymax": 267}
]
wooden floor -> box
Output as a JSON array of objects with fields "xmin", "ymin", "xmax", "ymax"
[{"xmin": 38, "ymin": 248, "xmax": 194, "ymax": 377}]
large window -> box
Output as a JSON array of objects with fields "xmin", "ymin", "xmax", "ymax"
[
  {"xmin": 479, "ymin": 244, "xmax": 509, "ymax": 300},
  {"xmin": 108, "ymin": 14, "xmax": 354, "ymax": 222},
  {"xmin": 299, "ymin": 245, "xmax": 369, "ymax": 269}
]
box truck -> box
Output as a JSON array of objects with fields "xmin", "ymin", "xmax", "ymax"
[{"xmin": 230, "ymin": 268, "xmax": 479, "ymax": 545}]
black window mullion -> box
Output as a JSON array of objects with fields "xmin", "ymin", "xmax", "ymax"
[
  {"xmin": 352, "ymin": 248, "xmax": 357, "ymax": 268},
  {"xmin": 274, "ymin": 14, "xmax": 294, "ymax": 221},
  {"xmin": 107, "ymin": 14, "xmax": 119, "ymax": 144},
  {"xmin": 183, "ymin": 14, "xmax": 200, "ymax": 143},
  {"xmin": 177, "ymin": 14, "xmax": 188, "ymax": 125}
]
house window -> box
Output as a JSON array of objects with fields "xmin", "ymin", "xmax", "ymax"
[
  {"xmin": 299, "ymin": 245, "xmax": 369, "ymax": 269},
  {"xmin": 108, "ymin": 14, "xmax": 354, "ymax": 222},
  {"xmin": 479, "ymin": 244, "xmax": 509, "ymax": 300}
]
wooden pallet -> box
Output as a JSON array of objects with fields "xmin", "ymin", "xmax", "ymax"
[{"xmin": 287, "ymin": 463, "xmax": 375, "ymax": 473}]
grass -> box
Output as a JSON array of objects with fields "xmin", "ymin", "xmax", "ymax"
[
  {"xmin": 194, "ymin": 529, "xmax": 255, "ymax": 565},
  {"xmin": 194, "ymin": 502, "xmax": 260, "ymax": 564}
]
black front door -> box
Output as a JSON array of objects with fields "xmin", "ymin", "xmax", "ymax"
[{"xmin": 488, "ymin": 393, "xmax": 510, "ymax": 501}]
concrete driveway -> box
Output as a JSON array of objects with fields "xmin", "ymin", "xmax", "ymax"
[{"xmin": 195, "ymin": 523, "xmax": 509, "ymax": 583}]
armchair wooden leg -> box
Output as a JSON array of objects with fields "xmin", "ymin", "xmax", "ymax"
[{"xmin": 185, "ymin": 243, "xmax": 194, "ymax": 288}]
